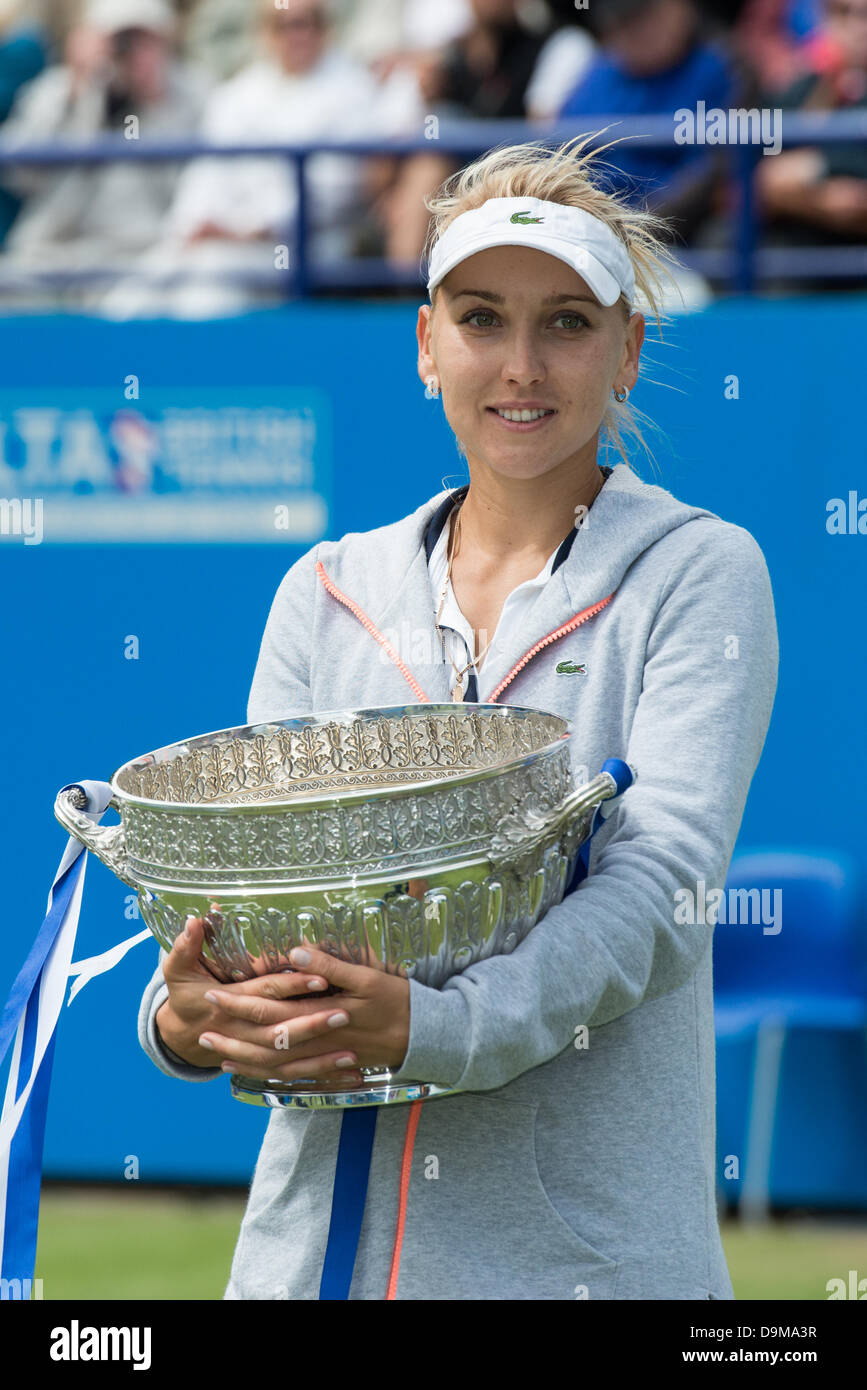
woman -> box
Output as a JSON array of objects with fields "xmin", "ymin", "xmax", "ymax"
[{"xmin": 139, "ymin": 135, "xmax": 779, "ymax": 1300}]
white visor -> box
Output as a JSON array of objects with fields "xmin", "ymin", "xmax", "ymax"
[{"xmin": 426, "ymin": 195, "xmax": 635, "ymax": 309}]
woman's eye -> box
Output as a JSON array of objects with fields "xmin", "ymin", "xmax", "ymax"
[
  {"xmin": 462, "ymin": 309, "xmax": 497, "ymax": 327},
  {"xmin": 554, "ymin": 313, "xmax": 588, "ymax": 329}
]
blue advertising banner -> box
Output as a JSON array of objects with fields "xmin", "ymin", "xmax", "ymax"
[{"xmin": 0, "ymin": 386, "xmax": 331, "ymax": 543}]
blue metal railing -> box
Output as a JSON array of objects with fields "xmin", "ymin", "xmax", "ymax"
[{"xmin": 0, "ymin": 112, "xmax": 865, "ymax": 299}]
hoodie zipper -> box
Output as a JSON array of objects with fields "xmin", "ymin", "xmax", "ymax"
[
  {"xmin": 486, "ymin": 594, "xmax": 614, "ymax": 702},
  {"xmin": 315, "ymin": 559, "xmax": 614, "ymax": 705},
  {"xmin": 315, "ymin": 560, "xmax": 431, "ymax": 703}
]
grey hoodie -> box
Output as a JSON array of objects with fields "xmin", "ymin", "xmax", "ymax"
[{"xmin": 138, "ymin": 461, "xmax": 779, "ymax": 1300}]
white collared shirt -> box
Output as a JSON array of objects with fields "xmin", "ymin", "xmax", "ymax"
[{"xmin": 428, "ymin": 504, "xmax": 562, "ymax": 700}]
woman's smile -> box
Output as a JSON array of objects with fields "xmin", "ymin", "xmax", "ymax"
[{"xmin": 486, "ymin": 405, "xmax": 558, "ymax": 430}]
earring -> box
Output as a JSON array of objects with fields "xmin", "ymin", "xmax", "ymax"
[
  {"xmin": 426, "ymin": 377, "xmax": 440, "ymax": 399},
  {"xmin": 613, "ymin": 385, "xmax": 629, "ymax": 403}
]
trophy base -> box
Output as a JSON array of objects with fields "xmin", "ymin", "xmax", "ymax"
[{"xmin": 230, "ymin": 1070, "xmax": 460, "ymax": 1109}]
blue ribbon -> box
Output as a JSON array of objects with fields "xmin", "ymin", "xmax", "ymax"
[
  {"xmin": 2, "ymin": 1023, "xmax": 57, "ymax": 1287},
  {"xmin": 564, "ymin": 758, "xmax": 635, "ymax": 898},
  {"xmin": 0, "ymin": 854, "xmax": 84, "ymax": 1285},
  {"xmin": 0, "ymin": 857, "xmax": 82, "ymax": 1067},
  {"xmin": 318, "ymin": 1108, "xmax": 378, "ymax": 1299}
]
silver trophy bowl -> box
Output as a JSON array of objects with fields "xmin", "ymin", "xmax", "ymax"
[{"xmin": 54, "ymin": 703, "xmax": 635, "ymax": 1108}]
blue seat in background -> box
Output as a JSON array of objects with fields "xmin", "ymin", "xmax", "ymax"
[{"xmin": 713, "ymin": 848, "xmax": 867, "ymax": 1218}]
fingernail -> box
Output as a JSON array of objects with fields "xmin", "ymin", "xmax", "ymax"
[
  {"xmin": 335, "ymin": 1055, "xmax": 356, "ymax": 1067},
  {"xmin": 327, "ymin": 1013, "xmax": 349, "ymax": 1028},
  {"xmin": 204, "ymin": 991, "xmax": 219, "ymax": 1003},
  {"xmin": 307, "ymin": 979, "xmax": 326, "ymax": 991},
  {"xmin": 197, "ymin": 1035, "xmax": 215, "ymax": 1049},
  {"xmin": 290, "ymin": 948, "xmax": 311, "ymax": 966}
]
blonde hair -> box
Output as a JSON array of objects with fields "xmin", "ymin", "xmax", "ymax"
[{"xmin": 423, "ymin": 132, "xmax": 683, "ymax": 471}]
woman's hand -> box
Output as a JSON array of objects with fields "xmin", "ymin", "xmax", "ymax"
[
  {"xmin": 198, "ymin": 944, "xmax": 411, "ymax": 1086},
  {"xmin": 155, "ymin": 919, "xmax": 410, "ymax": 1086},
  {"xmin": 155, "ymin": 916, "xmax": 337, "ymax": 1071}
]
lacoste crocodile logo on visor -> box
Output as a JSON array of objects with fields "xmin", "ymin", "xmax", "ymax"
[
  {"xmin": 509, "ymin": 210, "xmax": 544, "ymax": 224},
  {"xmin": 555, "ymin": 660, "xmax": 587, "ymax": 675}
]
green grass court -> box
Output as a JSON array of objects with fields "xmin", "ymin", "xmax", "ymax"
[{"xmin": 30, "ymin": 1188, "xmax": 867, "ymax": 1300}]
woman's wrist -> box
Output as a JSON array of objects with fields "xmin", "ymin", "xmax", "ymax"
[{"xmin": 155, "ymin": 999, "xmax": 217, "ymax": 1069}]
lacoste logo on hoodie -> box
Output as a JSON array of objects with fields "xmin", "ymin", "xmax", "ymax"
[
  {"xmin": 555, "ymin": 660, "xmax": 586, "ymax": 675},
  {"xmin": 510, "ymin": 210, "xmax": 544, "ymax": 224}
]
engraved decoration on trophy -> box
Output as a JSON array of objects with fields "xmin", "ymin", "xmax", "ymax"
[{"xmin": 54, "ymin": 704, "xmax": 636, "ymax": 1109}]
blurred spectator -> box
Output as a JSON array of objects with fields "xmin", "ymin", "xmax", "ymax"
[
  {"xmin": 418, "ymin": 0, "xmax": 549, "ymax": 119},
  {"xmin": 180, "ymin": 0, "xmax": 474, "ymax": 83},
  {"xmin": 378, "ymin": 0, "xmax": 558, "ymax": 268},
  {"xmin": 350, "ymin": 0, "xmax": 595, "ymax": 123},
  {"xmin": 0, "ymin": 0, "xmax": 208, "ymax": 305},
  {"xmin": 0, "ymin": 0, "xmax": 49, "ymax": 243},
  {"xmin": 733, "ymin": 0, "xmax": 816, "ymax": 89},
  {"xmin": 99, "ymin": 0, "xmax": 424, "ymax": 316},
  {"xmin": 558, "ymin": 0, "xmax": 739, "ymax": 242},
  {"xmin": 524, "ymin": 11, "xmax": 597, "ymax": 121},
  {"xmin": 735, "ymin": 0, "xmax": 821, "ymax": 88},
  {"xmin": 754, "ymin": 0, "xmax": 867, "ymax": 249}
]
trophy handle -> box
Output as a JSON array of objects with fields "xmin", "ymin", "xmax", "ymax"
[
  {"xmin": 54, "ymin": 784, "xmax": 136, "ymax": 888},
  {"xmin": 489, "ymin": 758, "xmax": 637, "ymax": 874}
]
